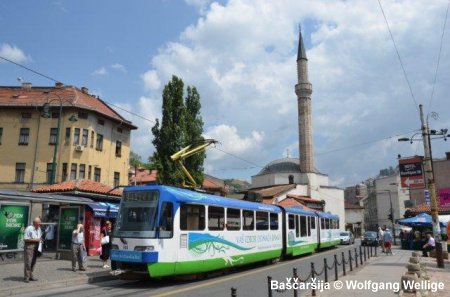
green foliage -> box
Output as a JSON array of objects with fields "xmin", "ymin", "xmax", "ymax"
[
  {"xmin": 130, "ymin": 151, "xmax": 143, "ymax": 168},
  {"xmin": 150, "ymin": 75, "xmax": 205, "ymax": 186}
]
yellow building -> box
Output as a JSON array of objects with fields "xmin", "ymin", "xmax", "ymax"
[{"xmin": 0, "ymin": 82, "xmax": 137, "ymax": 190}]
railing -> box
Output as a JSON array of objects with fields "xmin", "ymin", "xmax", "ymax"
[{"xmin": 230, "ymin": 245, "xmax": 378, "ymax": 297}]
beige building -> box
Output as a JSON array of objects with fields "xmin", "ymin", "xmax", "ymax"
[{"xmin": 0, "ymin": 83, "xmax": 137, "ymax": 189}]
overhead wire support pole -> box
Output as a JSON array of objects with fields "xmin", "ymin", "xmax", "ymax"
[{"xmin": 419, "ymin": 104, "xmax": 444, "ymax": 268}]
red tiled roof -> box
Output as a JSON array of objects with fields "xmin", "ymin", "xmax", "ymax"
[
  {"xmin": 0, "ymin": 85, "xmax": 136, "ymax": 129},
  {"xmin": 286, "ymin": 194, "xmax": 322, "ymax": 203},
  {"xmin": 345, "ymin": 202, "xmax": 364, "ymax": 209},
  {"xmin": 247, "ymin": 184, "xmax": 297, "ymax": 199},
  {"xmin": 32, "ymin": 179, "xmax": 122, "ymax": 197},
  {"xmin": 406, "ymin": 203, "xmax": 450, "ymax": 214}
]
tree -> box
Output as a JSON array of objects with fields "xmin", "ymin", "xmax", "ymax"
[
  {"xmin": 151, "ymin": 75, "xmax": 207, "ymax": 186},
  {"xmin": 130, "ymin": 151, "xmax": 143, "ymax": 169}
]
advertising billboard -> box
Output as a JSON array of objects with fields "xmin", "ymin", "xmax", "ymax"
[
  {"xmin": 0, "ymin": 203, "xmax": 30, "ymax": 252},
  {"xmin": 57, "ymin": 207, "xmax": 80, "ymax": 250},
  {"xmin": 399, "ymin": 156, "xmax": 425, "ymax": 189},
  {"xmin": 439, "ymin": 188, "xmax": 450, "ymax": 207}
]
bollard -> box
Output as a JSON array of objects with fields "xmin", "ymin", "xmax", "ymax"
[
  {"xmin": 334, "ymin": 254, "xmax": 338, "ymax": 281},
  {"xmin": 311, "ymin": 262, "xmax": 316, "ymax": 297},
  {"xmin": 370, "ymin": 245, "xmax": 373, "ymax": 258},
  {"xmin": 324, "ymin": 258, "xmax": 328, "ymax": 283},
  {"xmin": 342, "ymin": 251, "xmax": 346, "ymax": 276},
  {"xmin": 375, "ymin": 245, "xmax": 377, "ymax": 257},
  {"xmin": 360, "ymin": 246, "xmax": 363, "ymax": 265},
  {"xmin": 364, "ymin": 245, "xmax": 367, "ymax": 262},
  {"xmin": 349, "ymin": 250, "xmax": 353, "ymax": 272},
  {"xmin": 293, "ymin": 268, "xmax": 298, "ymax": 297},
  {"xmin": 231, "ymin": 287, "xmax": 237, "ymax": 297},
  {"xmin": 267, "ymin": 276, "xmax": 273, "ymax": 297}
]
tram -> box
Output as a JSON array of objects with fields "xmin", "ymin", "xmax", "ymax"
[{"xmin": 110, "ymin": 184, "xmax": 340, "ymax": 278}]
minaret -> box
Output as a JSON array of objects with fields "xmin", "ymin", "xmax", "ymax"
[{"xmin": 295, "ymin": 29, "xmax": 315, "ymax": 173}]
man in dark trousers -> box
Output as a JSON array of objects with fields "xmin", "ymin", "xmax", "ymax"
[{"xmin": 23, "ymin": 217, "xmax": 42, "ymax": 283}]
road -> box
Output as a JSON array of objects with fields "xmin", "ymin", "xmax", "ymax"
[{"xmin": 14, "ymin": 242, "xmax": 371, "ymax": 297}]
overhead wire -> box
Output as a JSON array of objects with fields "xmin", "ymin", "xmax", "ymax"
[
  {"xmin": 376, "ymin": 0, "xmax": 420, "ymax": 114},
  {"xmin": 428, "ymin": 0, "xmax": 450, "ymax": 111}
]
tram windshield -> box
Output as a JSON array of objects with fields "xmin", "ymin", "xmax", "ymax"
[{"xmin": 114, "ymin": 190, "xmax": 159, "ymax": 238}]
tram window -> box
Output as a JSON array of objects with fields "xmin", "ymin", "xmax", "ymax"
[
  {"xmin": 310, "ymin": 216, "xmax": 316, "ymax": 229},
  {"xmin": 159, "ymin": 202, "xmax": 173, "ymax": 238},
  {"xmin": 180, "ymin": 204, "xmax": 205, "ymax": 231},
  {"xmin": 270, "ymin": 213, "xmax": 278, "ymax": 230},
  {"xmin": 295, "ymin": 215, "xmax": 300, "ymax": 237},
  {"xmin": 325, "ymin": 219, "xmax": 330, "ymax": 229},
  {"xmin": 243, "ymin": 210, "xmax": 254, "ymax": 230},
  {"xmin": 256, "ymin": 212, "xmax": 269, "ymax": 230},
  {"xmin": 208, "ymin": 206, "xmax": 225, "ymax": 231},
  {"xmin": 288, "ymin": 214, "xmax": 295, "ymax": 230},
  {"xmin": 227, "ymin": 208, "xmax": 241, "ymax": 231},
  {"xmin": 300, "ymin": 216, "xmax": 307, "ymax": 237},
  {"xmin": 337, "ymin": 220, "xmax": 340, "ymax": 229},
  {"xmin": 321, "ymin": 218, "xmax": 325, "ymax": 229},
  {"xmin": 307, "ymin": 217, "xmax": 311, "ymax": 236}
]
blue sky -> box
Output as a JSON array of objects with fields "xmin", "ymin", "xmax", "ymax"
[{"xmin": 1, "ymin": 0, "xmax": 450, "ymax": 187}]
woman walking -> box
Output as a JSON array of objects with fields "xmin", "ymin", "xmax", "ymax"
[{"xmin": 100, "ymin": 221, "xmax": 112, "ymax": 268}]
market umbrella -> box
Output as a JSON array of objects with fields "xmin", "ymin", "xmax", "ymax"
[{"xmin": 398, "ymin": 212, "xmax": 447, "ymax": 228}]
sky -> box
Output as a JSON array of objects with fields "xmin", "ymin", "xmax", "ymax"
[{"xmin": 1, "ymin": 0, "xmax": 450, "ymax": 187}]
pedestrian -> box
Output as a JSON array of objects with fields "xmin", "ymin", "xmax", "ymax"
[
  {"xmin": 378, "ymin": 227, "xmax": 385, "ymax": 253},
  {"xmin": 422, "ymin": 234, "xmax": 435, "ymax": 257},
  {"xmin": 72, "ymin": 224, "xmax": 86, "ymax": 272},
  {"xmin": 23, "ymin": 217, "xmax": 42, "ymax": 283},
  {"xmin": 383, "ymin": 228, "xmax": 393, "ymax": 255},
  {"xmin": 45, "ymin": 222, "xmax": 56, "ymax": 250},
  {"xmin": 100, "ymin": 221, "xmax": 112, "ymax": 268}
]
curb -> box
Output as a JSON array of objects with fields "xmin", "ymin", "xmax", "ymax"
[{"xmin": 0, "ymin": 272, "xmax": 116, "ymax": 297}]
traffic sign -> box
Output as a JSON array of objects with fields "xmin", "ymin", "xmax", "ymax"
[
  {"xmin": 399, "ymin": 156, "xmax": 425, "ymax": 189},
  {"xmin": 424, "ymin": 190, "xmax": 430, "ymax": 205}
]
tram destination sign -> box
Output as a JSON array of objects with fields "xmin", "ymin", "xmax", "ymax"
[{"xmin": 399, "ymin": 156, "xmax": 425, "ymax": 189}]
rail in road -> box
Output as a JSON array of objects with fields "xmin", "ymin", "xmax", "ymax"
[{"xmin": 14, "ymin": 242, "xmax": 371, "ymax": 297}]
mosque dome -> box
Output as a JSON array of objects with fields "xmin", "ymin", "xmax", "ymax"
[{"xmin": 255, "ymin": 158, "xmax": 301, "ymax": 176}]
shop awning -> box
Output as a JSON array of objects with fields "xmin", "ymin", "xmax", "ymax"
[
  {"xmin": 0, "ymin": 190, "xmax": 94, "ymax": 204},
  {"xmin": 87, "ymin": 202, "xmax": 119, "ymax": 219}
]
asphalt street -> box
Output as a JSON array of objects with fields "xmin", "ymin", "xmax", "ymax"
[{"xmin": 13, "ymin": 241, "xmax": 370, "ymax": 297}]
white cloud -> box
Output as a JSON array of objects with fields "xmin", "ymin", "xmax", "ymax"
[
  {"xmin": 137, "ymin": 0, "xmax": 450, "ymax": 186},
  {"xmin": 0, "ymin": 43, "xmax": 30, "ymax": 63},
  {"xmin": 141, "ymin": 70, "xmax": 161, "ymax": 91},
  {"xmin": 92, "ymin": 67, "xmax": 107, "ymax": 76},
  {"xmin": 110, "ymin": 63, "xmax": 127, "ymax": 73}
]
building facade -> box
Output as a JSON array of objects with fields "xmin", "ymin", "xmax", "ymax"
[{"xmin": 0, "ymin": 83, "xmax": 137, "ymax": 189}]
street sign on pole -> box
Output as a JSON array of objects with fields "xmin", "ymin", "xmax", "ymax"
[
  {"xmin": 424, "ymin": 190, "xmax": 430, "ymax": 205},
  {"xmin": 399, "ymin": 156, "xmax": 425, "ymax": 189}
]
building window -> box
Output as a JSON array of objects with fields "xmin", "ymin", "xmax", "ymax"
[
  {"xmin": 115, "ymin": 141, "xmax": 122, "ymax": 157},
  {"xmin": 70, "ymin": 163, "xmax": 77, "ymax": 180},
  {"xmin": 117, "ymin": 127, "xmax": 123, "ymax": 133},
  {"xmin": 0, "ymin": 127, "xmax": 3, "ymax": 145},
  {"xmin": 90, "ymin": 131, "xmax": 95, "ymax": 148},
  {"xmin": 88, "ymin": 165, "xmax": 92, "ymax": 179},
  {"xmin": 49, "ymin": 128, "xmax": 58, "ymax": 145},
  {"xmin": 81, "ymin": 129, "xmax": 88, "ymax": 146},
  {"xmin": 73, "ymin": 128, "xmax": 80, "ymax": 145},
  {"xmin": 18, "ymin": 128, "xmax": 30, "ymax": 145},
  {"xmin": 96, "ymin": 134, "xmax": 103, "ymax": 151},
  {"xmin": 94, "ymin": 168, "xmax": 101, "ymax": 182},
  {"xmin": 78, "ymin": 112, "xmax": 88, "ymax": 119},
  {"xmin": 114, "ymin": 172, "xmax": 120, "ymax": 187},
  {"xmin": 15, "ymin": 163, "xmax": 25, "ymax": 183},
  {"xmin": 62, "ymin": 163, "xmax": 68, "ymax": 181},
  {"xmin": 65, "ymin": 128, "xmax": 70, "ymax": 145},
  {"xmin": 97, "ymin": 119, "xmax": 105, "ymax": 126},
  {"xmin": 21, "ymin": 112, "xmax": 31, "ymax": 119},
  {"xmin": 46, "ymin": 163, "xmax": 55, "ymax": 183},
  {"xmin": 288, "ymin": 175, "xmax": 294, "ymax": 184},
  {"xmin": 79, "ymin": 164, "xmax": 86, "ymax": 179}
]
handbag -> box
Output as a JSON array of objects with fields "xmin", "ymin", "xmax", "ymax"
[
  {"xmin": 82, "ymin": 248, "xmax": 87, "ymax": 262},
  {"xmin": 101, "ymin": 235, "xmax": 109, "ymax": 245}
]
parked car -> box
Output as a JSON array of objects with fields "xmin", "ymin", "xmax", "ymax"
[
  {"xmin": 339, "ymin": 231, "xmax": 355, "ymax": 245},
  {"xmin": 361, "ymin": 231, "xmax": 379, "ymax": 246}
]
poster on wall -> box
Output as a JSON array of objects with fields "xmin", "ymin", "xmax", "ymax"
[
  {"xmin": 439, "ymin": 188, "xmax": 450, "ymax": 207},
  {"xmin": 0, "ymin": 204, "xmax": 30, "ymax": 252},
  {"xmin": 57, "ymin": 207, "xmax": 80, "ymax": 250}
]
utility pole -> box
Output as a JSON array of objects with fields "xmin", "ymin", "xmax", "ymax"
[{"xmin": 419, "ymin": 104, "xmax": 444, "ymax": 268}]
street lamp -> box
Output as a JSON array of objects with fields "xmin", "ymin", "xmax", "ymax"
[
  {"xmin": 398, "ymin": 104, "xmax": 446, "ymax": 268},
  {"xmin": 376, "ymin": 190, "xmax": 396, "ymax": 245},
  {"xmin": 41, "ymin": 93, "xmax": 78, "ymax": 184}
]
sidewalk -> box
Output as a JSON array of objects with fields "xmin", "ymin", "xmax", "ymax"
[
  {"xmin": 317, "ymin": 246, "xmax": 411, "ymax": 297},
  {"xmin": 418, "ymin": 256, "xmax": 450, "ymax": 297},
  {"xmin": 0, "ymin": 253, "xmax": 116, "ymax": 297}
]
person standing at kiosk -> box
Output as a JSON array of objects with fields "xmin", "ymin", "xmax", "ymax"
[{"xmin": 23, "ymin": 218, "xmax": 42, "ymax": 283}]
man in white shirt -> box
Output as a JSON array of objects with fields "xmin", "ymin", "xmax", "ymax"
[
  {"xmin": 23, "ymin": 217, "xmax": 42, "ymax": 283},
  {"xmin": 71, "ymin": 224, "xmax": 86, "ymax": 272},
  {"xmin": 422, "ymin": 234, "xmax": 436, "ymax": 257}
]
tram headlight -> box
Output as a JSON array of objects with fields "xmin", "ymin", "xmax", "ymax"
[{"xmin": 134, "ymin": 246, "xmax": 154, "ymax": 252}]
